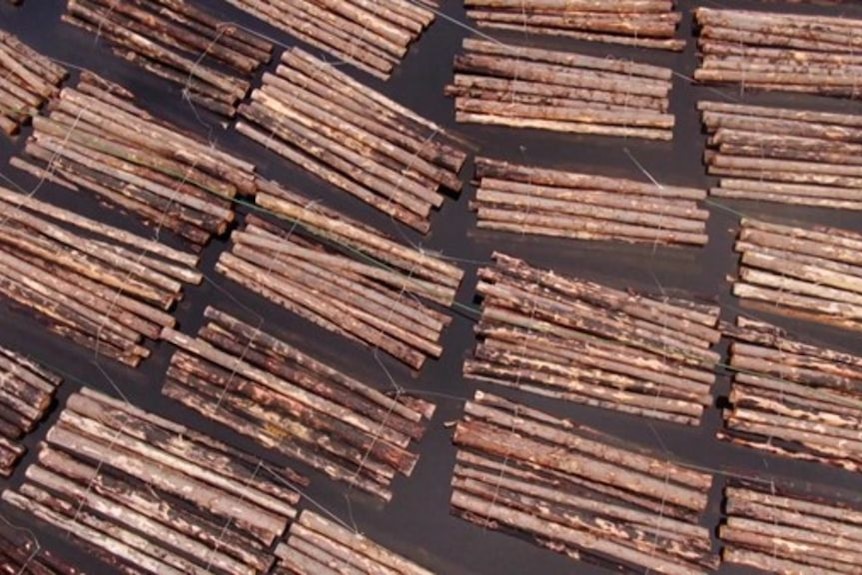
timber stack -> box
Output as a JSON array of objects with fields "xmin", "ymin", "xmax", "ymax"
[
  {"xmin": 273, "ymin": 511, "xmax": 436, "ymax": 575},
  {"xmin": 0, "ymin": 521, "xmax": 83, "ymax": 574},
  {"xmin": 236, "ymin": 48, "xmax": 468, "ymax": 232},
  {"xmin": 217, "ymin": 179, "xmax": 464, "ymax": 370},
  {"xmin": 1, "ymin": 387, "xmax": 304, "ymax": 575},
  {"xmin": 695, "ymin": 8, "xmax": 862, "ymax": 99},
  {"xmin": 62, "ymin": 0, "xmax": 273, "ymax": 116},
  {"xmin": 732, "ymin": 218, "xmax": 862, "ymax": 331},
  {"xmin": 161, "ymin": 306, "xmax": 436, "ymax": 502},
  {"xmin": 451, "ymin": 391, "xmax": 717, "ymax": 573},
  {"xmin": 0, "ymin": 31, "xmax": 67, "ymax": 136},
  {"xmin": 465, "ymin": 0, "xmax": 685, "ymax": 51},
  {"xmin": 0, "ymin": 185, "xmax": 201, "ymax": 367},
  {"xmin": 471, "ymin": 157, "xmax": 709, "ymax": 246},
  {"xmin": 721, "ymin": 316, "xmax": 862, "ymax": 473},
  {"xmin": 445, "ymin": 39, "xmax": 675, "ymax": 140},
  {"xmin": 721, "ymin": 480, "xmax": 862, "ymax": 573},
  {"xmin": 466, "ymin": 252, "xmax": 721, "ymax": 425},
  {"xmin": 14, "ymin": 72, "xmax": 256, "ymax": 248},
  {"xmin": 701, "ymin": 101, "xmax": 862, "ymax": 210}
]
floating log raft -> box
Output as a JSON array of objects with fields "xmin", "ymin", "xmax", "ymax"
[
  {"xmin": 700, "ymin": 101, "xmax": 862, "ymax": 210},
  {"xmin": 2, "ymin": 387, "xmax": 305, "ymax": 575},
  {"xmin": 732, "ymin": 218, "xmax": 862, "ymax": 332},
  {"xmin": 695, "ymin": 8, "xmax": 862, "ymax": 99},
  {"xmin": 0, "ymin": 521, "xmax": 84, "ymax": 574},
  {"xmin": 0, "ymin": 31, "xmax": 68, "ymax": 136},
  {"xmin": 451, "ymin": 391, "xmax": 717, "ymax": 573},
  {"xmin": 62, "ymin": 0, "xmax": 273, "ymax": 115},
  {"xmin": 465, "ymin": 0, "xmax": 685, "ymax": 51},
  {"xmin": 236, "ymin": 48, "xmax": 469, "ymax": 233},
  {"xmin": 0, "ymin": 184, "xmax": 202, "ymax": 367},
  {"xmin": 466, "ymin": 252, "xmax": 721, "ymax": 425},
  {"xmin": 472, "ymin": 157, "xmax": 709, "ymax": 246},
  {"xmin": 445, "ymin": 39, "xmax": 675, "ymax": 140}
]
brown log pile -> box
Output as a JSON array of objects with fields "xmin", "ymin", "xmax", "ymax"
[
  {"xmin": 445, "ymin": 38, "xmax": 675, "ymax": 140},
  {"xmin": 1, "ymin": 387, "xmax": 305, "ymax": 575},
  {"xmin": 700, "ymin": 101, "xmax": 862, "ymax": 210},
  {"xmin": 720, "ymin": 316, "xmax": 862, "ymax": 473},
  {"xmin": 0, "ymin": 521, "xmax": 84, "ymax": 574},
  {"xmin": 451, "ymin": 391, "xmax": 717, "ymax": 573},
  {"xmin": 721, "ymin": 480, "xmax": 862, "ymax": 574},
  {"xmin": 465, "ymin": 0, "xmax": 685, "ymax": 51},
  {"xmin": 62, "ymin": 0, "xmax": 274, "ymax": 116},
  {"xmin": 695, "ymin": 8, "xmax": 862, "ymax": 99},
  {"xmin": 0, "ymin": 31, "xmax": 68, "ymax": 136},
  {"xmin": 465, "ymin": 252, "xmax": 721, "ymax": 425},
  {"xmin": 471, "ymin": 157, "xmax": 709, "ymax": 246},
  {"xmin": 732, "ymin": 218, "xmax": 862, "ymax": 332},
  {"xmin": 236, "ymin": 48, "xmax": 468, "ymax": 233},
  {"xmin": 273, "ymin": 510, "xmax": 436, "ymax": 575}
]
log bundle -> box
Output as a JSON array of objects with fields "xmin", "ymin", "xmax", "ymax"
[
  {"xmin": 451, "ymin": 391, "xmax": 717, "ymax": 573},
  {"xmin": 701, "ymin": 101, "xmax": 862, "ymax": 210},
  {"xmin": 721, "ymin": 316, "xmax": 862, "ymax": 473},
  {"xmin": 161, "ymin": 306, "xmax": 437, "ymax": 502},
  {"xmin": 0, "ymin": 521, "xmax": 83, "ymax": 574},
  {"xmin": 465, "ymin": 0, "xmax": 685, "ymax": 51},
  {"xmin": 695, "ymin": 8, "xmax": 862, "ymax": 99},
  {"xmin": 466, "ymin": 252, "xmax": 721, "ymax": 425},
  {"xmin": 0, "ymin": 185, "xmax": 201, "ymax": 367},
  {"xmin": 62, "ymin": 0, "xmax": 274, "ymax": 116},
  {"xmin": 732, "ymin": 218, "xmax": 862, "ymax": 332},
  {"xmin": 1, "ymin": 387, "xmax": 305, "ymax": 575},
  {"xmin": 237, "ymin": 48, "xmax": 468, "ymax": 233},
  {"xmin": 471, "ymin": 157, "xmax": 709, "ymax": 246},
  {"xmin": 273, "ymin": 511, "xmax": 436, "ymax": 575},
  {"xmin": 0, "ymin": 31, "xmax": 68, "ymax": 136},
  {"xmin": 721, "ymin": 480, "xmax": 862, "ymax": 574}
]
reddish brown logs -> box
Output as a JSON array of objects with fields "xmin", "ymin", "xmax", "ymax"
[{"xmin": 0, "ymin": 520, "xmax": 85, "ymax": 574}]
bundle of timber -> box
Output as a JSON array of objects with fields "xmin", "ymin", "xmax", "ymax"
[
  {"xmin": 721, "ymin": 480, "xmax": 862, "ymax": 573},
  {"xmin": 161, "ymin": 306, "xmax": 437, "ymax": 502},
  {"xmin": 273, "ymin": 511, "xmax": 436, "ymax": 574},
  {"xmin": 466, "ymin": 253, "xmax": 721, "ymax": 425},
  {"xmin": 700, "ymin": 101, "xmax": 862, "ymax": 210},
  {"xmin": 2, "ymin": 387, "xmax": 305, "ymax": 575},
  {"xmin": 471, "ymin": 157, "xmax": 709, "ymax": 246},
  {"xmin": 0, "ymin": 521, "xmax": 83, "ymax": 574},
  {"xmin": 62, "ymin": 0, "xmax": 273, "ymax": 115},
  {"xmin": 465, "ymin": 0, "xmax": 685, "ymax": 51},
  {"xmin": 732, "ymin": 218, "xmax": 862, "ymax": 332},
  {"xmin": 0, "ymin": 31, "xmax": 68, "ymax": 136},
  {"xmin": 695, "ymin": 8, "xmax": 862, "ymax": 99},
  {"xmin": 15, "ymin": 72, "xmax": 255, "ymax": 247},
  {"xmin": 236, "ymin": 48, "xmax": 469, "ymax": 233},
  {"xmin": 721, "ymin": 316, "xmax": 862, "ymax": 472},
  {"xmin": 451, "ymin": 391, "xmax": 717, "ymax": 572}
]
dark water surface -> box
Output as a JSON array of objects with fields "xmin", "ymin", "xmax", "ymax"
[{"xmin": 1, "ymin": 1, "xmax": 862, "ymax": 573}]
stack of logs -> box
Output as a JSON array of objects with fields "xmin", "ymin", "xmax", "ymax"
[
  {"xmin": 466, "ymin": 253, "xmax": 721, "ymax": 425},
  {"xmin": 2, "ymin": 387, "xmax": 304, "ymax": 575},
  {"xmin": 701, "ymin": 101, "xmax": 862, "ymax": 210},
  {"xmin": 465, "ymin": 0, "xmax": 685, "ymax": 51},
  {"xmin": 237, "ymin": 48, "xmax": 468, "ymax": 232},
  {"xmin": 63, "ymin": 0, "xmax": 274, "ymax": 115},
  {"xmin": 0, "ymin": 345, "xmax": 62, "ymax": 477},
  {"xmin": 0, "ymin": 32, "xmax": 67, "ymax": 136},
  {"xmin": 721, "ymin": 316, "xmax": 862, "ymax": 473},
  {"xmin": 161, "ymin": 306, "xmax": 437, "ymax": 502},
  {"xmin": 471, "ymin": 157, "xmax": 709, "ymax": 246},
  {"xmin": 15, "ymin": 72, "xmax": 255, "ymax": 248},
  {"xmin": 721, "ymin": 480, "xmax": 862, "ymax": 573},
  {"xmin": 217, "ymin": 180, "xmax": 464, "ymax": 370},
  {"xmin": 0, "ymin": 521, "xmax": 82, "ymax": 574},
  {"xmin": 0, "ymin": 185, "xmax": 201, "ymax": 366},
  {"xmin": 732, "ymin": 218, "xmax": 862, "ymax": 332},
  {"xmin": 695, "ymin": 8, "xmax": 862, "ymax": 99},
  {"xmin": 451, "ymin": 391, "xmax": 717, "ymax": 573},
  {"xmin": 446, "ymin": 39, "xmax": 675, "ymax": 140},
  {"xmin": 274, "ymin": 511, "xmax": 436, "ymax": 575}
]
